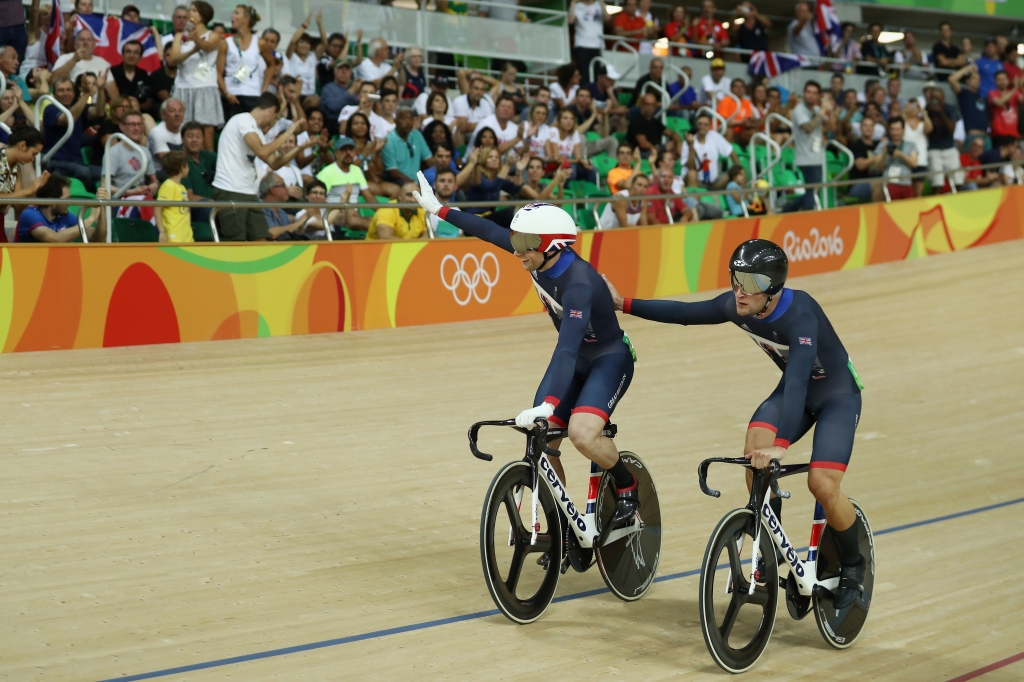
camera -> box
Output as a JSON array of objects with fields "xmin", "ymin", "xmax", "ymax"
[{"xmin": 886, "ymin": 143, "xmax": 897, "ymax": 154}]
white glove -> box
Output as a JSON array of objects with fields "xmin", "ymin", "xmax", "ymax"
[
  {"xmin": 412, "ymin": 170, "xmax": 443, "ymax": 216},
  {"xmin": 515, "ymin": 403, "xmax": 555, "ymax": 429}
]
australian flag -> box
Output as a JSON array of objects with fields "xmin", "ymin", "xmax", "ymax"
[
  {"xmin": 813, "ymin": 0, "xmax": 843, "ymax": 56},
  {"xmin": 74, "ymin": 14, "xmax": 162, "ymax": 72},
  {"xmin": 748, "ymin": 51, "xmax": 811, "ymax": 77},
  {"xmin": 44, "ymin": 0, "xmax": 63, "ymax": 67}
]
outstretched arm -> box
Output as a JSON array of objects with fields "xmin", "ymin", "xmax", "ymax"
[
  {"xmin": 412, "ymin": 171, "xmax": 513, "ymax": 253},
  {"xmin": 605, "ymin": 276, "xmax": 733, "ymax": 324}
]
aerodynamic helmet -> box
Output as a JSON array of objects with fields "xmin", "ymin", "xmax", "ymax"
[
  {"xmin": 508, "ymin": 203, "xmax": 578, "ymax": 254},
  {"xmin": 729, "ymin": 239, "xmax": 789, "ymax": 296}
]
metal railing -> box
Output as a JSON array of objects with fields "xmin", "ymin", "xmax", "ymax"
[
  {"xmin": 103, "ymin": 133, "xmax": 149, "ymax": 243},
  {"xmin": 34, "ymin": 95, "xmax": 73, "ymax": 176}
]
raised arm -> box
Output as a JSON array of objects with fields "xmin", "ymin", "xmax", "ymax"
[{"xmin": 412, "ymin": 171, "xmax": 513, "ymax": 252}]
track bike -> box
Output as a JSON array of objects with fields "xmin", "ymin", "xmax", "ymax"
[
  {"xmin": 696, "ymin": 457, "xmax": 875, "ymax": 673},
  {"xmin": 469, "ymin": 418, "xmax": 662, "ymax": 624}
]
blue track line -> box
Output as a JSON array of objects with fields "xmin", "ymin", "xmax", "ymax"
[{"xmin": 99, "ymin": 495, "xmax": 1024, "ymax": 682}]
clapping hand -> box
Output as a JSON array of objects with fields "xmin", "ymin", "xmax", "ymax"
[
  {"xmin": 289, "ymin": 117, "xmax": 308, "ymax": 134},
  {"xmin": 28, "ymin": 171, "xmax": 51, "ymax": 193},
  {"xmin": 287, "ymin": 184, "xmax": 304, "ymax": 200},
  {"xmin": 412, "ymin": 171, "xmax": 443, "ymax": 215}
]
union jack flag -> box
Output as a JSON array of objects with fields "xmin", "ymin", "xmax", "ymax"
[
  {"xmin": 799, "ymin": 337, "xmax": 812, "ymax": 345},
  {"xmin": 74, "ymin": 15, "xmax": 162, "ymax": 72},
  {"xmin": 569, "ymin": 309, "xmax": 583, "ymax": 319},
  {"xmin": 44, "ymin": 0, "xmax": 63, "ymax": 68},
  {"xmin": 748, "ymin": 51, "xmax": 810, "ymax": 78},
  {"xmin": 116, "ymin": 197, "xmax": 155, "ymax": 224},
  {"xmin": 813, "ymin": 0, "xmax": 843, "ymax": 56}
]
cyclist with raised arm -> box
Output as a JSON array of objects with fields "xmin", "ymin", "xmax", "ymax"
[
  {"xmin": 605, "ymin": 239, "xmax": 866, "ymax": 609},
  {"xmin": 412, "ymin": 171, "xmax": 640, "ymax": 535}
]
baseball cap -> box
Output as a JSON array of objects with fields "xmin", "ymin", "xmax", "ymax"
[
  {"xmin": 334, "ymin": 58, "xmax": 352, "ymax": 69},
  {"xmin": 333, "ymin": 136, "xmax": 356, "ymax": 150},
  {"xmin": 122, "ymin": 4, "xmax": 140, "ymax": 15},
  {"xmin": 432, "ymin": 74, "xmax": 449, "ymax": 88},
  {"xmin": 711, "ymin": 57, "xmax": 726, "ymax": 68}
]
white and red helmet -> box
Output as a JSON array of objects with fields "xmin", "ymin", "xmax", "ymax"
[{"xmin": 509, "ymin": 203, "xmax": 578, "ymax": 253}]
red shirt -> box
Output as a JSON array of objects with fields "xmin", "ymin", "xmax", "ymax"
[
  {"xmin": 1003, "ymin": 60, "xmax": 1023, "ymax": 81},
  {"xmin": 690, "ymin": 17, "xmax": 727, "ymax": 44},
  {"xmin": 646, "ymin": 185, "xmax": 686, "ymax": 224},
  {"xmin": 611, "ymin": 12, "xmax": 646, "ymax": 49},
  {"xmin": 960, "ymin": 153, "xmax": 982, "ymax": 180},
  {"xmin": 988, "ymin": 87, "xmax": 1022, "ymax": 138},
  {"xmin": 664, "ymin": 20, "xmax": 688, "ymax": 42}
]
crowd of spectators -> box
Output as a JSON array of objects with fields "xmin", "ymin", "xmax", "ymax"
[{"xmin": 2, "ymin": 0, "xmax": 1024, "ymax": 242}]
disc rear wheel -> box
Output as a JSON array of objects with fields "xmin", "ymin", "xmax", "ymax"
[
  {"xmin": 480, "ymin": 461, "xmax": 562, "ymax": 624},
  {"xmin": 813, "ymin": 499, "xmax": 875, "ymax": 648}
]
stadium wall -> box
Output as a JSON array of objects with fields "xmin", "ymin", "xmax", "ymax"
[{"xmin": 2, "ymin": 187, "xmax": 1022, "ymax": 353}]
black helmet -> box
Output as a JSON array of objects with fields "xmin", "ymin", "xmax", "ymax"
[{"xmin": 729, "ymin": 239, "xmax": 788, "ymax": 296}]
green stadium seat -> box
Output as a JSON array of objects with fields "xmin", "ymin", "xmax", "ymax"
[
  {"xmin": 591, "ymin": 154, "xmax": 617, "ymax": 178},
  {"xmin": 586, "ymin": 131, "xmax": 601, "ymax": 142},
  {"xmin": 192, "ymin": 222, "xmax": 215, "ymax": 242},
  {"xmin": 781, "ymin": 147, "xmax": 796, "ymax": 168},
  {"xmin": 112, "ymin": 217, "xmax": 158, "ymax": 243},
  {"xmin": 665, "ymin": 117, "xmax": 690, "ymax": 135},
  {"xmin": 67, "ymin": 177, "xmax": 94, "ymax": 198},
  {"xmin": 81, "ymin": 147, "xmax": 94, "ymax": 166},
  {"xmin": 618, "ymin": 92, "xmax": 631, "ymax": 106}
]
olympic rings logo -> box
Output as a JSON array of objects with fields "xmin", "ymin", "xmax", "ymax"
[{"xmin": 440, "ymin": 253, "xmax": 500, "ymax": 306}]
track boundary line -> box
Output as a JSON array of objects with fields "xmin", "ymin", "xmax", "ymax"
[{"xmin": 97, "ymin": 495, "xmax": 1024, "ymax": 682}]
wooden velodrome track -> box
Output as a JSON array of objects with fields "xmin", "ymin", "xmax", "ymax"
[{"xmin": 2, "ymin": 240, "xmax": 1023, "ymax": 681}]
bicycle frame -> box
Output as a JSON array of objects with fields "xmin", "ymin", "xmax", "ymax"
[
  {"xmin": 699, "ymin": 458, "xmax": 839, "ymax": 598},
  {"xmin": 470, "ymin": 419, "xmax": 641, "ymax": 550}
]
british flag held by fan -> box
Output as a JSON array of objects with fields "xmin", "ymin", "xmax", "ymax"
[
  {"xmin": 44, "ymin": 0, "xmax": 64, "ymax": 67},
  {"xmin": 748, "ymin": 51, "xmax": 810, "ymax": 78},
  {"xmin": 813, "ymin": 0, "xmax": 843, "ymax": 56},
  {"xmin": 73, "ymin": 14, "xmax": 162, "ymax": 71}
]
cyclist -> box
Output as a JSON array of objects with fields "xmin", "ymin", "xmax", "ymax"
[
  {"xmin": 604, "ymin": 239, "xmax": 866, "ymax": 609},
  {"xmin": 412, "ymin": 171, "xmax": 640, "ymax": 535}
]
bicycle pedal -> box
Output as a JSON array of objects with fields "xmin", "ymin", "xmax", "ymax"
[{"xmin": 560, "ymin": 555, "xmax": 571, "ymax": 575}]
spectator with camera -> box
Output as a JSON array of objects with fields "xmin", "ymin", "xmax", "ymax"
[{"xmin": 877, "ymin": 116, "xmax": 918, "ymax": 201}]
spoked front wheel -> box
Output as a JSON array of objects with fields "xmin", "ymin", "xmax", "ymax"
[
  {"xmin": 595, "ymin": 451, "xmax": 661, "ymax": 601},
  {"xmin": 699, "ymin": 508, "xmax": 779, "ymax": 674},
  {"xmin": 480, "ymin": 461, "xmax": 562, "ymax": 624},
  {"xmin": 813, "ymin": 499, "xmax": 875, "ymax": 648}
]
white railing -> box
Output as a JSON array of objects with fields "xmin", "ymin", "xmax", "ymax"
[
  {"xmin": 34, "ymin": 95, "xmax": 74, "ymax": 175},
  {"xmin": 103, "ymin": 132, "xmax": 149, "ymax": 243}
]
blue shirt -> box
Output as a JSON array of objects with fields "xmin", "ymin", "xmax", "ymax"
[
  {"xmin": 16, "ymin": 206, "xmax": 79, "ymax": 242},
  {"xmin": 43, "ymin": 101, "xmax": 85, "ymax": 162},
  {"xmin": 957, "ymin": 87, "xmax": 990, "ymax": 133},
  {"xmin": 319, "ymin": 81, "xmax": 359, "ymax": 121},
  {"xmin": 422, "ymin": 159, "xmax": 459, "ymax": 186},
  {"xmin": 725, "ymin": 181, "xmax": 744, "ymax": 216},
  {"xmin": 975, "ymin": 57, "xmax": 1004, "ymax": 99},
  {"xmin": 667, "ymin": 81, "xmax": 697, "ymax": 107},
  {"xmin": 381, "ymin": 129, "xmax": 432, "ymax": 181}
]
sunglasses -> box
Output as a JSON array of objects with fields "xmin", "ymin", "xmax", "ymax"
[
  {"xmin": 731, "ymin": 271, "xmax": 771, "ymax": 296},
  {"xmin": 510, "ymin": 230, "xmax": 542, "ymax": 254}
]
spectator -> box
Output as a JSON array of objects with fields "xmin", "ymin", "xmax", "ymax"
[
  {"xmin": 317, "ymin": 30, "xmax": 357, "ymax": 88},
  {"xmin": 883, "ymin": 78, "xmax": 904, "ymax": 111},
  {"xmin": 469, "ymin": 94, "xmax": 523, "ymax": 155},
  {"xmin": 316, "ymin": 135, "xmax": 378, "ymax": 205},
  {"xmin": 154, "ymin": 150, "xmax": 192, "ymax": 242},
  {"xmin": 0, "ymin": 84, "xmax": 34, "ymax": 129},
  {"xmin": 105, "ymin": 40, "xmax": 152, "ymax": 119},
  {"xmin": 16, "ymin": 174, "xmax": 110, "ymax": 242},
  {"xmin": 423, "ymin": 120, "xmax": 459, "ymax": 164},
  {"xmin": 877, "ymin": 116, "xmax": 918, "ymax": 200},
  {"xmin": 533, "ymin": 85, "xmax": 557, "ymax": 125},
  {"xmin": 519, "ymin": 157, "xmax": 571, "ymax": 200},
  {"xmin": 717, "ymin": 78, "xmax": 758, "ymax": 144},
  {"xmin": 723, "ymin": 165, "xmax": 748, "ymax": 216},
  {"xmin": 599, "ymin": 173, "xmax": 649, "ymax": 228},
  {"xmin": 0, "ymin": 45, "xmax": 30, "ymax": 103},
  {"xmin": 550, "ymin": 63, "xmax": 581, "ymax": 110},
  {"xmin": 689, "ymin": 112, "xmax": 738, "ymax": 189},
  {"xmin": 1000, "ymin": 39, "xmax": 1022, "ymax": 80},
  {"xmin": 522, "ymin": 103, "xmax": 553, "ymax": 159},
  {"xmin": 637, "ymin": 0, "xmax": 660, "ymax": 49},
  {"xmin": 629, "ymin": 58, "xmax": 663, "ymax": 108},
  {"xmin": 584, "ymin": 64, "xmax": 629, "ymax": 124},
  {"xmin": 162, "ymin": 5, "xmax": 190, "ymax": 49},
  {"xmin": 179, "ymin": 121, "xmax": 215, "ymax": 224},
  {"xmin": 859, "ymin": 22, "xmax": 890, "ymax": 77},
  {"xmin": 666, "ymin": 65, "xmax": 700, "ymax": 119},
  {"xmin": 626, "ymin": 92, "xmax": 666, "ymax": 157},
  {"xmin": 428, "ymin": 168, "xmax": 465, "ymax": 238},
  {"xmin": 988, "ymin": 71, "xmax": 1022, "ymax": 148},
  {"xmin": 645, "ymin": 167, "xmax": 687, "ymax": 224},
  {"xmin": 414, "ymin": 74, "xmax": 453, "ymax": 118},
  {"xmin": 961, "ymin": 36, "xmax": 976, "ymax": 63},
  {"xmin": 569, "ymin": 0, "xmax": 608, "ymax": 84},
  {"xmin": 830, "ymin": 23, "xmax": 862, "ymax": 72},
  {"xmin": 847, "ymin": 115, "xmax": 885, "ymax": 202},
  {"xmin": 920, "ymin": 87, "xmax": 959, "ymax": 190},
  {"xmin": 612, "ymin": 0, "xmax": 646, "ymax": 50},
  {"xmin": 978, "ymin": 138, "xmax": 1021, "ymax": 185},
  {"xmin": 346, "ymin": 112, "xmax": 394, "ymax": 198},
  {"xmin": 318, "ymin": 60, "xmax": 359, "ymax": 130},
  {"xmin": 212, "ymin": 93, "xmax": 305, "ymax": 241},
  {"xmin": 959, "ymin": 136, "xmax": 1001, "ymax": 190},
  {"xmin": 902, "ymin": 100, "xmax": 930, "ymax": 196},
  {"xmin": 700, "ymin": 58, "xmax": 731, "ymax": 105},
  {"xmin": 828, "ymin": 73, "xmax": 845, "ymax": 103},
  {"xmin": 20, "ymin": 0, "xmax": 48, "ymax": 78},
  {"xmin": 931, "ymin": 21, "xmax": 967, "ymax": 80},
  {"xmin": 862, "ymin": 102, "xmax": 887, "ymax": 140},
  {"xmin": 893, "ymin": 30, "xmax": 929, "ymax": 78},
  {"xmin": 691, "ymin": 0, "xmax": 729, "ymax": 53},
  {"xmin": 452, "ymin": 75, "xmax": 494, "ymax": 140},
  {"xmin": 355, "ymin": 37, "xmax": 403, "ymax": 87},
  {"xmin": 664, "ymin": 6, "xmax": 690, "ymax": 45},
  {"xmin": 289, "ymin": 180, "xmax": 342, "ymax": 240},
  {"xmin": 787, "ymin": 2, "xmax": 817, "ymax": 59},
  {"xmin": 257, "ymin": 172, "xmax": 308, "ymax": 240},
  {"xmin": 338, "ymin": 82, "xmax": 378, "ymax": 133},
  {"xmin": 455, "ymin": 146, "xmax": 520, "ymax": 227},
  {"xmin": 52, "ymin": 30, "xmax": 111, "ymax": 83},
  {"xmin": 608, "ymin": 144, "xmax": 642, "ymax": 191},
  {"xmin": 302, "ymin": 109, "xmax": 332, "ymax": 176},
  {"xmin": 783, "ymin": 80, "xmax": 833, "ymax": 212},
  {"xmin": 421, "ymin": 91, "xmax": 455, "ymax": 131},
  {"xmin": 397, "ymin": 47, "xmax": 426, "ymax": 102},
  {"xmin": 258, "ymin": 28, "xmax": 284, "ymax": 97},
  {"xmin": 217, "ymin": 5, "xmax": 273, "ymax": 118},
  {"xmin": 750, "ymin": 81, "xmax": 771, "ymax": 120},
  {"xmin": 731, "ymin": 2, "xmax": 770, "ymax": 58},
  {"xmin": 283, "ymin": 12, "xmax": 325, "ymax": 110},
  {"xmin": 0, "ymin": 0, "xmax": 27, "ymax": 63},
  {"xmin": 43, "ymin": 75, "xmax": 106, "ymax": 191},
  {"xmin": 106, "ymin": 109, "xmax": 159, "ymax": 197},
  {"xmin": 421, "ymin": 143, "xmax": 455, "ymax": 186},
  {"xmin": 381, "ymin": 108, "xmax": 433, "ymax": 186},
  {"xmin": 949, "ymin": 65, "xmax": 989, "ymax": 137},
  {"xmin": 369, "ymin": 89, "xmax": 399, "ymax": 141},
  {"xmin": 367, "ymin": 182, "xmax": 428, "ymax": 240},
  {"xmin": 255, "ymin": 131, "xmax": 313, "ymax": 197},
  {"xmin": 766, "ymin": 86, "xmax": 793, "ymax": 145},
  {"xmin": 975, "ymin": 39, "xmax": 1004, "ymax": 99},
  {"xmin": 571, "ymin": 88, "xmax": 618, "ymax": 156},
  {"xmin": 546, "ymin": 108, "xmax": 595, "ymax": 182},
  {"xmin": 149, "ymin": 98, "xmax": 184, "ymax": 161},
  {"xmin": 0, "ymin": 127, "xmax": 48, "ymax": 240}
]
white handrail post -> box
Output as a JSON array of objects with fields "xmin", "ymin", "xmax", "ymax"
[
  {"xmin": 77, "ymin": 205, "xmax": 89, "ymax": 243},
  {"xmin": 104, "ymin": 133, "xmax": 150, "ymax": 243},
  {"xmin": 34, "ymin": 95, "xmax": 74, "ymax": 176}
]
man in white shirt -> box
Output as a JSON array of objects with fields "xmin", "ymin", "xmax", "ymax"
[
  {"xmin": 52, "ymin": 31, "xmax": 112, "ymax": 83},
  {"xmin": 370, "ymin": 89, "xmax": 399, "ymax": 140},
  {"xmin": 354, "ymin": 37, "xmax": 402, "ymax": 87},
  {"xmin": 700, "ymin": 58, "xmax": 732, "ymax": 105},
  {"xmin": 467, "ymin": 94, "xmax": 523, "ymax": 154},
  {"xmin": 686, "ymin": 112, "xmax": 740, "ymax": 189},
  {"xmin": 787, "ymin": 2, "xmax": 819, "ymax": 59},
  {"xmin": 148, "ymin": 98, "xmax": 185, "ymax": 161},
  {"xmin": 212, "ymin": 93, "xmax": 308, "ymax": 241},
  {"xmin": 569, "ymin": 0, "xmax": 608, "ymax": 84},
  {"xmin": 451, "ymin": 77, "xmax": 494, "ymax": 138}
]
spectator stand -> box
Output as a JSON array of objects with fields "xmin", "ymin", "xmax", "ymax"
[
  {"xmin": 102, "ymin": 133, "xmax": 150, "ymax": 243},
  {"xmin": 34, "ymin": 95, "xmax": 74, "ymax": 176}
]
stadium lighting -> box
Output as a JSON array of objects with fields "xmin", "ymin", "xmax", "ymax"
[
  {"xmin": 705, "ymin": 50, "xmax": 714, "ymax": 58},
  {"xmin": 1018, "ymin": 43, "xmax": 1024, "ymax": 55},
  {"xmin": 723, "ymin": 21, "xmax": 730, "ymax": 28},
  {"xmin": 878, "ymin": 31, "xmax": 905, "ymax": 44},
  {"xmin": 606, "ymin": 5, "xmax": 622, "ymax": 14},
  {"xmin": 733, "ymin": 17, "xmax": 745, "ymax": 25}
]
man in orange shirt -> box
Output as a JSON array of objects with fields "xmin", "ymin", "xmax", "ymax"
[
  {"xmin": 607, "ymin": 144, "xmax": 650, "ymax": 191},
  {"xmin": 716, "ymin": 78, "xmax": 758, "ymax": 144}
]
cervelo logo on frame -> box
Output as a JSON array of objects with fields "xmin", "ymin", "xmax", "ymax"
[
  {"xmin": 439, "ymin": 252, "xmax": 500, "ymax": 306},
  {"xmin": 783, "ymin": 226, "xmax": 844, "ymax": 262}
]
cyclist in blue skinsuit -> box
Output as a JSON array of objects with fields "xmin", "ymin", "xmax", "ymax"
[
  {"xmin": 412, "ymin": 172, "xmax": 640, "ymax": 531},
  {"xmin": 604, "ymin": 239, "xmax": 867, "ymax": 609}
]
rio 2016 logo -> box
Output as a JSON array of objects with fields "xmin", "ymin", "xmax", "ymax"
[{"xmin": 783, "ymin": 226, "xmax": 844, "ymax": 262}]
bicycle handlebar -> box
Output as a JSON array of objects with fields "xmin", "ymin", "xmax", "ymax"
[
  {"xmin": 467, "ymin": 418, "xmax": 562, "ymax": 462},
  {"xmin": 697, "ymin": 457, "xmax": 791, "ymax": 499}
]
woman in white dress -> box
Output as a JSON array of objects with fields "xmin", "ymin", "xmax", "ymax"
[
  {"xmin": 166, "ymin": 1, "xmax": 223, "ymax": 151},
  {"xmin": 216, "ymin": 4, "xmax": 273, "ymax": 118}
]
